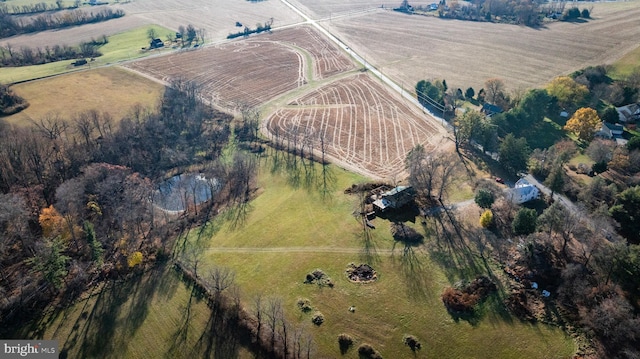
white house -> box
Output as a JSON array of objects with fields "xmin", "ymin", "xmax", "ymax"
[{"xmin": 507, "ymin": 179, "xmax": 540, "ymax": 204}]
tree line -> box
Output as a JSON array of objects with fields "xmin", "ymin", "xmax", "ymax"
[
  {"xmin": 0, "ymin": 79, "xmax": 268, "ymax": 336},
  {"xmin": 0, "ymin": 0, "xmax": 80, "ymax": 15},
  {"xmin": 0, "ymin": 8, "xmax": 124, "ymax": 39},
  {"xmin": 1, "ymin": 35, "xmax": 107, "ymax": 67},
  {"xmin": 0, "ymin": 83, "xmax": 29, "ymax": 115}
]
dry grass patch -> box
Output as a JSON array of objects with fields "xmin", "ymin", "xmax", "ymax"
[{"xmin": 5, "ymin": 67, "xmax": 164, "ymax": 126}]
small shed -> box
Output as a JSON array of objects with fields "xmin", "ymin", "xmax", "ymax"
[
  {"xmin": 149, "ymin": 38, "xmax": 164, "ymax": 49},
  {"xmin": 373, "ymin": 186, "xmax": 416, "ymax": 212}
]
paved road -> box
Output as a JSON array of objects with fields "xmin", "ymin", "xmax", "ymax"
[{"xmin": 523, "ymin": 174, "xmax": 581, "ymax": 215}]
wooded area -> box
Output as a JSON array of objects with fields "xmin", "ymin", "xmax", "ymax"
[{"xmin": 0, "ymin": 80, "xmax": 264, "ymax": 338}]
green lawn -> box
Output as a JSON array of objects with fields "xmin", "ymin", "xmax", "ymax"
[
  {"xmin": 188, "ymin": 153, "xmax": 576, "ymax": 359},
  {"xmin": 0, "ymin": 25, "xmax": 175, "ymax": 84},
  {"xmin": 22, "ymin": 151, "xmax": 575, "ymax": 358},
  {"xmin": 609, "ymin": 45, "xmax": 640, "ymax": 80},
  {"xmin": 29, "ymin": 264, "xmax": 255, "ymax": 358}
]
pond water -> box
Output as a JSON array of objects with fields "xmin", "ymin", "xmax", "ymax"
[{"xmin": 154, "ymin": 173, "xmax": 219, "ymax": 212}]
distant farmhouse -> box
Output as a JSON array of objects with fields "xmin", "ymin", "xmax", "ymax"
[
  {"xmin": 373, "ymin": 186, "xmax": 416, "ymax": 212},
  {"xmin": 481, "ymin": 103, "xmax": 503, "ymax": 117},
  {"xmin": 149, "ymin": 38, "xmax": 164, "ymax": 49},
  {"xmin": 507, "ymin": 179, "xmax": 539, "ymax": 204},
  {"xmin": 596, "ymin": 122, "xmax": 627, "ymax": 146}
]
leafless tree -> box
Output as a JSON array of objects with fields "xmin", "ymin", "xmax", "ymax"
[{"xmin": 265, "ymin": 297, "xmax": 283, "ymax": 352}]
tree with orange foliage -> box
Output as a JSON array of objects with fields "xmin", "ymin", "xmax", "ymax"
[
  {"xmin": 39, "ymin": 205, "xmax": 65, "ymax": 238},
  {"xmin": 564, "ymin": 107, "xmax": 602, "ymax": 142}
]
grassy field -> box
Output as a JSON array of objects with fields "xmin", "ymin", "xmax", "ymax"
[
  {"xmin": 0, "ymin": 24, "xmax": 174, "ymax": 84},
  {"xmin": 26, "ymin": 264, "xmax": 255, "ymax": 358},
  {"xmin": 15, "ymin": 151, "xmax": 575, "ymax": 358},
  {"xmin": 4, "ymin": 66, "xmax": 164, "ymax": 126},
  {"xmin": 610, "ymin": 45, "xmax": 640, "ymax": 79},
  {"xmin": 188, "ymin": 153, "xmax": 575, "ymax": 359}
]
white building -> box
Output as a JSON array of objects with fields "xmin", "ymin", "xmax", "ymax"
[{"xmin": 507, "ymin": 179, "xmax": 540, "ymax": 204}]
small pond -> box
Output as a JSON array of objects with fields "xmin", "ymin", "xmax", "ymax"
[{"xmin": 154, "ymin": 173, "xmax": 219, "ymax": 212}]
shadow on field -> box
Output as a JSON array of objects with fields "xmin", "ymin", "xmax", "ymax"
[
  {"xmin": 268, "ymin": 145, "xmax": 336, "ymax": 198},
  {"xmin": 391, "ymin": 242, "xmax": 434, "ymax": 300},
  {"xmin": 423, "ymin": 207, "xmax": 516, "ymax": 325},
  {"xmin": 59, "ymin": 263, "xmax": 170, "ymax": 359}
]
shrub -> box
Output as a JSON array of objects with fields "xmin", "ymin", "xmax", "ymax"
[
  {"xmin": 403, "ymin": 334, "xmax": 422, "ymax": 351},
  {"xmin": 442, "ymin": 276, "xmax": 497, "ymax": 313},
  {"xmin": 512, "ymin": 208, "xmax": 538, "ymax": 236},
  {"xmin": 442, "ymin": 287, "xmax": 479, "ymax": 312},
  {"xmin": 297, "ymin": 298, "xmax": 312, "ymax": 312},
  {"xmin": 304, "ymin": 268, "xmax": 334, "ymax": 287},
  {"xmin": 311, "ymin": 311, "xmax": 324, "ymax": 326},
  {"xmin": 357, "ymin": 343, "xmax": 383, "ymax": 359},
  {"xmin": 592, "ymin": 161, "xmax": 608, "ymax": 174},
  {"xmin": 337, "ymin": 333, "xmax": 354, "ymax": 354},
  {"xmin": 581, "ymin": 8, "xmax": 590, "ymax": 18},
  {"xmin": 475, "ymin": 189, "xmax": 495, "ymax": 209},
  {"xmin": 479, "ymin": 209, "xmax": 493, "ymax": 228}
]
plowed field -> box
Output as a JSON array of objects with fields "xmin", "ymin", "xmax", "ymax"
[
  {"xmin": 125, "ymin": 26, "xmax": 355, "ymax": 110},
  {"xmin": 265, "ymin": 73, "xmax": 448, "ymax": 179}
]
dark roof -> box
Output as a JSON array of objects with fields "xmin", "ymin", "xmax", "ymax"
[
  {"xmin": 604, "ymin": 122, "xmax": 624, "ymax": 132},
  {"xmin": 481, "ymin": 103, "xmax": 503, "ymax": 114}
]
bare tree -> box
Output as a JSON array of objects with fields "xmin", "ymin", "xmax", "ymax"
[
  {"xmin": 484, "ymin": 78, "xmax": 506, "ymax": 104},
  {"xmin": 265, "ymin": 297, "xmax": 283, "ymax": 352}
]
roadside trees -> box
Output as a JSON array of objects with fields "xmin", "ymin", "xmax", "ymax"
[{"xmin": 499, "ymin": 134, "xmax": 530, "ymax": 176}]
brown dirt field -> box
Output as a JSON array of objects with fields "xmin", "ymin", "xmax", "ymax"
[
  {"xmin": 125, "ymin": 26, "xmax": 354, "ymax": 111},
  {"xmin": 5, "ymin": 67, "xmax": 164, "ymax": 126},
  {"xmin": 125, "ymin": 37, "xmax": 304, "ymax": 110},
  {"xmin": 264, "ymin": 73, "xmax": 449, "ymax": 180},
  {"xmin": 0, "ymin": 0, "xmax": 302, "ymax": 49},
  {"xmin": 262, "ymin": 25, "xmax": 355, "ymax": 79},
  {"xmin": 324, "ymin": 1, "xmax": 640, "ymax": 92},
  {"xmin": 287, "ymin": 0, "xmax": 440, "ymax": 19}
]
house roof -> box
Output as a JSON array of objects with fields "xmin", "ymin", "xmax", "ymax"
[
  {"xmin": 482, "ymin": 103, "xmax": 503, "ymax": 114},
  {"xmin": 603, "ymin": 122, "xmax": 624, "ymax": 133}
]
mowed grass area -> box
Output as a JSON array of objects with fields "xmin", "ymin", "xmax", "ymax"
[
  {"xmin": 4, "ymin": 66, "xmax": 164, "ymax": 126},
  {"xmin": 0, "ymin": 25, "xmax": 174, "ymax": 84},
  {"xmin": 190, "ymin": 154, "xmax": 575, "ymax": 359},
  {"xmin": 27, "ymin": 264, "xmax": 254, "ymax": 358}
]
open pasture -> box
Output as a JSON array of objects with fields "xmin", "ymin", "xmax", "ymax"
[
  {"xmin": 265, "ymin": 73, "xmax": 448, "ymax": 180},
  {"xmin": 325, "ymin": 1, "xmax": 640, "ymax": 92},
  {"xmin": 5, "ymin": 67, "xmax": 164, "ymax": 126},
  {"xmin": 125, "ymin": 26, "xmax": 354, "ymax": 110}
]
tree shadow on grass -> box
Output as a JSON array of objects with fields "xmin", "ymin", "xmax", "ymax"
[
  {"xmin": 61, "ymin": 263, "xmax": 167, "ymax": 358},
  {"xmin": 358, "ymin": 228, "xmax": 380, "ymax": 266},
  {"xmin": 391, "ymin": 242, "xmax": 433, "ymax": 300}
]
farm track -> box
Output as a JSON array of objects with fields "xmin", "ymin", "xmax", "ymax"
[{"xmin": 205, "ymin": 246, "xmax": 400, "ymax": 255}]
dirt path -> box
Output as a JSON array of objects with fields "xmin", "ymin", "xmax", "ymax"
[{"xmin": 205, "ymin": 246, "xmax": 398, "ymax": 254}]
